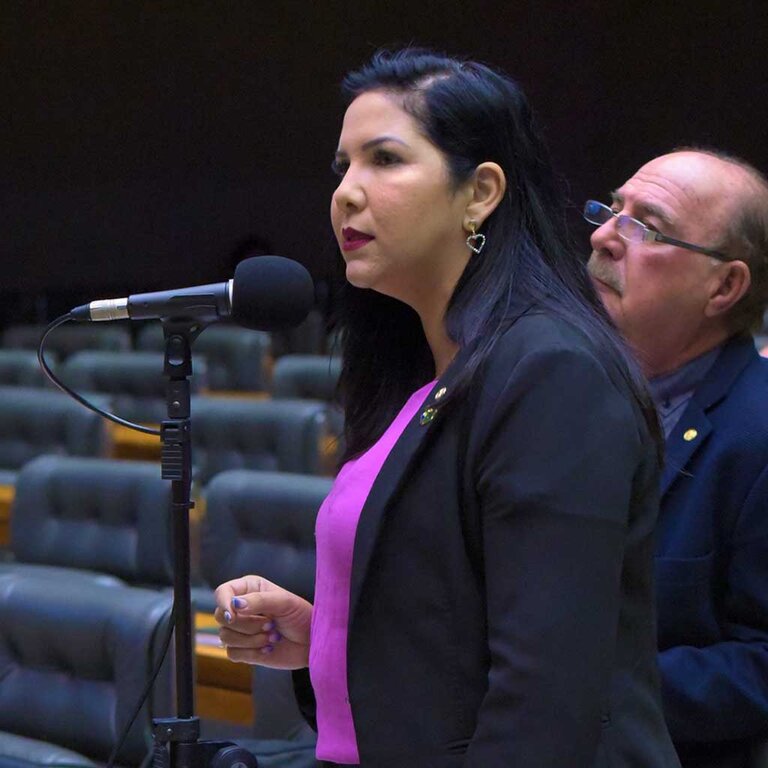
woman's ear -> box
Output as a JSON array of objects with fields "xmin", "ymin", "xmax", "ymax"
[
  {"xmin": 704, "ymin": 260, "xmax": 751, "ymax": 319},
  {"xmin": 463, "ymin": 162, "xmax": 506, "ymax": 230}
]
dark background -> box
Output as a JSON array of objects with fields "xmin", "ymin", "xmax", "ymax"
[{"xmin": 2, "ymin": 1, "xmax": 766, "ymax": 326}]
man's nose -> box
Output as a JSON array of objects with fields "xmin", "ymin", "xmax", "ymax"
[{"xmin": 590, "ymin": 219, "xmax": 624, "ymax": 260}]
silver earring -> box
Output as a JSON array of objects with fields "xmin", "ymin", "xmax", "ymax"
[{"xmin": 465, "ymin": 221, "xmax": 486, "ymax": 254}]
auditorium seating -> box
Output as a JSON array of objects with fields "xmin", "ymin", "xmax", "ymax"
[
  {"xmin": 59, "ymin": 349, "xmax": 208, "ymax": 424},
  {"xmin": 8, "ymin": 455, "xmax": 174, "ymax": 587},
  {"xmin": 271, "ymin": 355, "xmax": 341, "ymax": 402},
  {"xmin": 0, "ymin": 386, "xmax": 108, "ymax": 486},
  {"xmin": 0, "ymin": 571, "xmax": 173, "ymax": 768},
  {"xmin": 0, "ymin": 349, "xmax": 53, "ymax": 387},
  {"xmin": 269, "ymin": 309, "xmax": 327, "ymax": 358},
  {"xmin": 1, "ymin": 322, "xmax": 131, "ymax": 358},
  {"xmin": 197, "ymin": 469, "xmax": 329, "ymax": 610},
  {"xmin": 138, "ymin": 323, "xmax": 272, "ymax": 392},
  {"xmin": 190, "ymin": 397, "xmax": 331, "ymax": 484}
]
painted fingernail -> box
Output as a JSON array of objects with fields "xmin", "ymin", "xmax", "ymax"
[
  {"xmin": 232, "ymin": 597, "xmax": 247, "ymax": 609},
  {"xmin": 262, "ymin": 620, "xmax": 275, "ymax": 632},
  {"xmin": 224, "ymin": 610, "xmax": 232, "ymax": 623},
  {"xmin": 268, "ymin": 631, "xmax": 282, "ymax": 644},
  {"xmin": 261, "ymin": 644, "xmax": 274, "ymax": 654}
]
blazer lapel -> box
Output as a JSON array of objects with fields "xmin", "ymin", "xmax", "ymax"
[
  {"xmin": 348, "ymin": 365, "xmax": 461, "ymax": 620},
  {"xmin": 661, "ymin": 335, "xmax": 757, "ymax": 498}
]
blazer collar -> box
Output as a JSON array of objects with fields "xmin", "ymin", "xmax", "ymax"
[
  {"xmin": 349, "ymin": 300, "xmax": 536, "ymax": 619},
  {"xmin": 661, "ymin": 334, "xmax": 757, "ymax": 496}
]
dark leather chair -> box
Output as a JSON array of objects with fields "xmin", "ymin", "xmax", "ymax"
[
  {"xmin": 0, "ymin": 572, "xmax": 173, "ymax": 768},
  {"xmin": 270, "ymin": 310, "xmax": 327, "ymax": 358},
  {"xmin": 198, "ymin": 469, "xmax": 327, "ymax": 765},
  {"xmin": 0, "ymin": 386, "xmax": 109, "ymax": 486},
  {"xmin": 59, "ymin": 350, "xmax": 208, "ymax": 423},
  {"xmin": 138, "ymin": 322, "xmax": 271, "ymax": 392},
  {"xmin": 190, "ymin": 397, "xmax": 331, "ymax": 484},
  {"xmin": 271, "ymin": 355, "xmax": 341, "ymax": 402},
  {"xmin": 200, "ymin": 468, "xmax": 330, "ymax": 604},
  {"xmin": 9, "ymin": 455, "xmax": 174, "ymax": 586},
  {"xmin": 0, "ymin": 350, "xmax": 54, "ymax": 388},
  {"xmin": 1, "ymin": 323, "xmax": 131, "ymax": 359}
]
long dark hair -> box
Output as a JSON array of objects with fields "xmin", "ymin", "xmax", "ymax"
[{"xmin": 333, "ymin": 48, "xmax": 659, "ymax": 462}]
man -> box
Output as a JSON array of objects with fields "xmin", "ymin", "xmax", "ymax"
[{"xmin": 585, "ymin": 149, "xmax": 768, "ymax": 768}]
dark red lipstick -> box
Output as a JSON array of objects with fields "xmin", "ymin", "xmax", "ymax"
[{"xmin": 341, "ymin": 227, "xmax": 374, "ymax": 252}]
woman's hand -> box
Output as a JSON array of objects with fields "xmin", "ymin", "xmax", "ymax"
[{"xmin": 214, "ymin": 575, "xmax": 312, "ymax": 669}]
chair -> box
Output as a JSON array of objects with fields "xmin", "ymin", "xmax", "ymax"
[
  {"xmin": 270, "ymin": 310, "xmax": 327, "ymax": 358},
  {"xmin": 138, "ymin": 322, "xmax": 271, "ymax": 392},
  {"xmin": 9, "ymin": 455, "xmax": 174, "ymax": 587},
  {"xmin": 0, "ymin": 386, "xmax": 108, "ymax": 486},
  {"xmin": 191, "ymin": 397, "xmax": 331, "ymax": 484},
  {"xmin": 0, "ymin": 350, "xmax": 53, "ymax": 388},
  {"xmin": 0, "ymin": 571, "xmax": 173, "ymax": 768},
  {"xmin": 59, "ymin": 350, "xmax": 208, "ymax": 424},
  {"xmin": 199, "ymin": 469, "xmax": 330, "ymax": 605},
  {"xmin": 271, "ymin": 355, "xmax": 341, "ymax": 402},
  {"xmin": 1, "ymin": 323, "xmax": 131, "ymax": 359}
]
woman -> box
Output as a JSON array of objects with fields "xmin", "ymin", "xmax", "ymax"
[{"xmin": 216, "ymin": 49, "xmax": 680, "ymax": 767}]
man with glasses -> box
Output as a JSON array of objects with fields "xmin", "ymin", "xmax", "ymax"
[{"xmin": 584, "ymin": 149, "xmax": 768, "ymax": 768}]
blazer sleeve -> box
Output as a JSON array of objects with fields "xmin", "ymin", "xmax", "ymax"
[
  {"xmin": 658, "ymin": 463, "xmax": 768, "ymax": 742},
  {"xmin": 463, "ymin": 343, "xmax": 651, "ymax": 767}
]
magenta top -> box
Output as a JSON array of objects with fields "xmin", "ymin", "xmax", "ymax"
[{"xmin": 309, "ymin": 379, "xmax": 436, "ymax": 764}]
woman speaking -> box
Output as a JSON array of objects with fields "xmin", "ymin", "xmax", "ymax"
[{"xmin": 215, "ymin": 49, "xmax": 679, "ymax": 768}]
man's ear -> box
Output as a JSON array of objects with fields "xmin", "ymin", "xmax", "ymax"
[
  {"xmin": 463, "ymin": 162, "xmax": 506, "ymax": 230},
  {"xmin": 705, "ymin": 260, "xmax": 751, "ymax": 318}
]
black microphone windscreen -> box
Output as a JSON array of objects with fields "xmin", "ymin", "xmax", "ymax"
[{"xmin": 231, "ymin": 256, "xmax": 315, "ymax": 331}]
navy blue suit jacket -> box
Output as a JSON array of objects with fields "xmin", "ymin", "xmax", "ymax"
[{"xmin": 655, "ymin": 335, "xmax": 768, "ymax": 767}]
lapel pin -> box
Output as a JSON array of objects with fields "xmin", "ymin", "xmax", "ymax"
[
  {"xmin": 434, "ymin": 386, "xmax": 447, "ymax": 401},
  {"xmin": 420, "ymin": 407, "xmax": 436, "ymax": 426},
  {"xmin": 683, "ymin": 428, "xmax": 698, "ymax": 442}
]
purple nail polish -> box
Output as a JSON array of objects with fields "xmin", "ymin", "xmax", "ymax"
[
  {"xmin": 262, "ymin": 620, "xmax": 275, "ymax": 632},
  {"xmin": 232, "ymin": 597, "xmax": 247, "ymax": 609},
  {"xmin": 261, "ymin": 644, "xmax": 274, "ymax": 654},
  {"xmin": 268, "ymin": 631, "xmax": 281, "ymax": 644},
  {"xmin": 224, "ymin": 610, "xmax": 232, "ymax": 624}
]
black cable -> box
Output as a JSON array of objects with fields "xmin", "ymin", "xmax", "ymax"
[
  {"xmin": 106, "ymin": 601, "xmax": 178, "ymax": 768},
  {"xmin": 37, "ymin": 314, "xmax": 160, "ymax": 436}
]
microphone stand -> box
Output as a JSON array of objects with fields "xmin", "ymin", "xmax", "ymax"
[{"xmin": 151, "ymin": 318, "xmax": 257, "ymax": 768}]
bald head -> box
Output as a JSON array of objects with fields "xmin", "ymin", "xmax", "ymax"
[{"xmin": 587, "ymin": 148, "xmax": 767, "ymax": 375}]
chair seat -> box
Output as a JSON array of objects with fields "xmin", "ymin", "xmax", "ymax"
[
  {"xmin": 0, "ymin": 563, "xmax": 125, "ymax": 588},
  {"xmin": 0, "ymin": 731, "xmax": 97, "ymax": 768}
]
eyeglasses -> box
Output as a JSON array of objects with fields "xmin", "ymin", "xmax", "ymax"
[{"xmin": 583, "ymin": 200, "xmax": 730, "ymax": 261}]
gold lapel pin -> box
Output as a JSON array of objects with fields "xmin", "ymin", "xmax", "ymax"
[
  {"xmin": 683, "ymin": 428, "xmax": 698, "ymax": 442},
  {"xmin": 434, "ymin": 386, "xmax": 447, "ymax": 401},
  {"xmin": 420, "ymin": 407, "xmax": 436, "ymax": 426}
]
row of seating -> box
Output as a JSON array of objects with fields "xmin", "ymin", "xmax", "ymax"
[{"xmin": 0, "ymin": 385, "xmax": 336, "ymax": 486}]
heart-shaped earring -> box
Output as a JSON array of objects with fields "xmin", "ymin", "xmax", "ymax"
[
  {"xmin": 466, "ymin": 232, "xmax": 486, "ymax": 254},
  {"xmin": 465, "ymin": 220, "xmax": 486, "ymax": 254}
]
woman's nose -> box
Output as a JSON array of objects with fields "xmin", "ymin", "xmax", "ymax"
[{"xmin": 332, "ymin": 169, "xmax": 365, "ymax": 212}]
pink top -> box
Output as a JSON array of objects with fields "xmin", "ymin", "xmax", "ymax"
[{"xmin": 309, "ymin": 379, "xmax": 436, "ymax": 764}]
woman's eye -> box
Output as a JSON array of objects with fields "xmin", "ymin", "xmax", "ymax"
[
  {"xmin": 372, "ymin": 149, "xmax": 400, "ymax": 167},
  {"xmin": 331, "ymin": 158, "xmax": 348, "ymax": 177}
]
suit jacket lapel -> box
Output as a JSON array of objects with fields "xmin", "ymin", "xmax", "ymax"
[
  {"xmin": 348, "ymin": 300, "xmax": 537, "ymax": 619},
  {"xmin": 661, "ymin": 335, "xmax": 756, "ymax": 498},
  {"xmin": 348, "ymin": 364, "xmax": 461, "ymax": 620}
]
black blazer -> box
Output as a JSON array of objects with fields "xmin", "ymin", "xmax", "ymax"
[{"xmin": 296, "ymin": 306, "xmax": 680, "ymax": 767}]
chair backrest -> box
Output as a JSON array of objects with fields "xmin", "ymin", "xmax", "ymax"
[
  {"xmin": 271, "ymin": 355, "xmax": 341, "ymax": 402},
  {"xmin": 11, "ymin": 455, "xmax": 174, "ymax": 586},
  {"xmin": 60, "ymin": 350, "xmax": 207, "ymax": 423},
  {"xmin": 191, "ymin": 397, "xmax": 330, "ymax": 484},
  {"xmin": 0, "ymin": 572, "xmax": 173, "ymax": 765},
  {"xmin": 0, "ymin": 386, "xmax": 108, "ymax": 475},
  {"xmin": 0, "ymin": 349, "xmax": 54, "ymax": 388},
  {"xmin": 269, "ymin": 310, "xmax": 327, "ymax": 357},
  {"xmin": 2, "ymin": 323, "xmax": 131, "ymax": 358},
  {"xmin": 201, "ymin": 469, "xmax": 330, "ymax": 601},
  {"xmin": 138, "ymin": 323, "xmax": 271, "ymax": 391}
]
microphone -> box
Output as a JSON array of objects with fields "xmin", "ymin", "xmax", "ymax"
[{"xmin": 69, "ymin": 255, "xmax": 315, "ymax": 331}]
